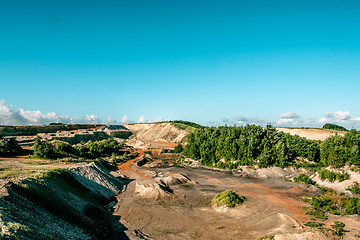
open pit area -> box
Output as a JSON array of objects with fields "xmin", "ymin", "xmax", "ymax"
[
  {"xmin": 114, "ymin": 155, "xmax": 340, "ymax": 240},
  {"xmin": 1, "ymin": 123, "xmax": 360, "ymax": 239}
]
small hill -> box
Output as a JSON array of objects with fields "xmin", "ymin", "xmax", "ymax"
[{"xmin": 124, "ymin": 122, "xmax": 190, "ymax": 149}]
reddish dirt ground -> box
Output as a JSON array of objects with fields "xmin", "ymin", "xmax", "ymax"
[{"xmin": 114, "ymin": 158, "xmax": 326, "ymax": 239}]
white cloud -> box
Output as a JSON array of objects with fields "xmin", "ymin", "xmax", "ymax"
[
  {"xmin": 121, "ymin": 115, "xmax": 128, "ymax": 123},
  {"xmin": 319, "ymin": 110, "xmax": 360, "ymax": 129},
  {"xmin": 138, "ymin": 116, "xmax": 145, "ymax": 123},
  {"xmin": 155, "ymin": 117, "xmax": 163, "ymax": 122},
  {"xmin": 0, "ymin": 99, "xmax": 105, "ymax": 125},
  {"xmin": 220, "ymin": 115, "xmax": 269, "ymax": 126},
  {"xmin": 319, "ymin": 117, "xmax": 328, "ymax": 124},
  {"xmin": 106, "ymin": 117, "xmax": 117, "ymax": 124},
  {"xmin": 276, "ymin": 112, "xmax": 302, "ymax": 126},
  {"xmin": 279, "ymin": 112, "xmax": 300, "ymax": 119}
]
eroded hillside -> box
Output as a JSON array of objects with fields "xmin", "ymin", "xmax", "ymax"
[{"xmin": 124, "ymin": 122, "xmax": 189, "ymax": 149}]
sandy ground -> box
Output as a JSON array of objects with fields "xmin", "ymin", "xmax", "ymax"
[
  {"xmin": 124, "ymin": 123, "xmax": 189, "ymax": 149},
  {"xmin": 113, "ymin": 156, "xmax": 338, "ymax": 240},
  {"xmin": 276, "ymin": 127, "xmax": 345, "ymax": 141}
]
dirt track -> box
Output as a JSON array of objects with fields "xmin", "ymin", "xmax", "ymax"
[{"xmin": 114, "ymin": 157, "xmax": 328, "ymax": 239}]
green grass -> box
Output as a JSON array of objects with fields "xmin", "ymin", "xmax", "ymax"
[
  {"xmin": 212, "ymin": 190, "xmax": 246, "ymax": 207},
  {"xmin": 172, "ymin": 122, "xmax": 197, "ymax": 132}
]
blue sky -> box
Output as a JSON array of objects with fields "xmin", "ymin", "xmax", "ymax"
[{"xmin": 1, "ymin": 0, "xmax": 360, "ymax": 128}]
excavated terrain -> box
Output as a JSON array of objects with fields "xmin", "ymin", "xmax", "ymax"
[
  {"xmin": 124, "ymin": 123, "xmax": 189, "ymax": 149},
  {"xmin": 1, "ymin": 123, "xmax": 359, "ymax": 239}
]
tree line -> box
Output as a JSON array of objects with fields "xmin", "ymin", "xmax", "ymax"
[{"xmin": 182, "ymin": 125, "xmax": 360, "ymax": 168}]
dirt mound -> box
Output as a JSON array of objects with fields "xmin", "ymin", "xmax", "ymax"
[
  {"xmin": 158, "ymin": 173, "xmax": 196, "ymax": 186},
  {"xmin": 135, "ymin": 182, "xmax": 173, "ymax": 199},
  {"xmin": 276, "ymin": 127, "xmax": 345, "ymax": 141},
  {"xmin": 124, "ymin": 122, "xmax": 189, "ymax": 149},
  {"xmin": 68, "ymin": 161, "xmax": 126, "ymax": 199}
]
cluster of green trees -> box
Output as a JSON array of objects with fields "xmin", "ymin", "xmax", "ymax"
[
  {"xmin": 319, "ymin": 130, "xmax": 360, "ymax": 167},
  {"xmin": 0, "ymin": 137, "xmax": 24, "ymax": 156},
  {"xmin": 183, "ymin": 125, "xmax": 320, "ymax": 168},
  {"xmin": 169, "ymin": 120, "xmax": 204, "ymax": 129},
  {"xmin": 182, "ymin": 125, "xmax": 360, "ymax": 169},
  {"xmin": 161, "ymin": 143, "xmax": 184, "ymax": 154},
  {"xmin": 33, "ymin": 137, "xmax": 123, "ymax": 159},
  {"xmin": 322, "ymin": 123, "xmax": 348, "ymax": 131}
]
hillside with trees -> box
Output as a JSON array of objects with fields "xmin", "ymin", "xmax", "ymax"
[{"xmin": 322, "ymin": 123, "xmax": 348, "ymax": 132}]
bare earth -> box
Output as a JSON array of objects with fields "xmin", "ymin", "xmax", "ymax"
[
  {"xmin": 114, "ymin": 157, "xmax": 334, "ymax": 240},
  {"xmin": 276, "ymin": 127, "xmax": 346, "ymax": 141}
]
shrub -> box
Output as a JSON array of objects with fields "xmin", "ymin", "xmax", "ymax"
[
  {"xmin": 318, "ymin": 170, "xmax": 350, "ymax": 182},
  {"xmin": 0, "ymin": 137, "xmax": 24, "ymax": 156},
  {"xmin": 331, "ymin": 221, "xmax": 349, "ymax": 236},
  {"xmin": 347, "ymin": 182, "xmax": 360, "ymax": 195},
  {"xmin": 212, "ymin": 190, "xmax": 246, "ymax": 207},
  {"xmin": 174, "ymin": 143, "xmax": 184, "ymax": 153},
  {"xmin": 293, "ymin": 174, "xmax": 313, "ymax": 185}
]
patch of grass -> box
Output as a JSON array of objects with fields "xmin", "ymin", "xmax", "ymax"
[
  {"xmin": 172, "ymin": 122, "xmax": 197, "ymax": 132},
  {"xmin": 0, "ymin": 167, "xmax": 45, "ymax": 180},
  {"xmin": 212, "ymin": 190, "xmax": 246, "ymax": 207},
  {"xmin": 257, "ymin": 236, "xmax": 274, "ymax": 240}
]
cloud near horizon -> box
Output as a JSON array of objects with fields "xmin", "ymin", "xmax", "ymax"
[
  {"xmin": 319, "ymin": 111, "xmax": 360, "ymax": 129},
  {"xmin": 0, "ymin": 100, "xmax": 116, "ymax": 125},
  {"xmin": 2, "ymin": 100, "xmax": 360, "ymax": 129}
]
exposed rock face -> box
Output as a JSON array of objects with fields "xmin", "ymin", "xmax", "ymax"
[
  {"xmin": 0, "ymin": 162, "xmax": 127, "ymax": 239},
  {"xmin": 68, "ymin": 162, "xmax": 125, "ymax": 199}
]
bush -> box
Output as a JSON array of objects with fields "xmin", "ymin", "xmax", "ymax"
[
  {"xmin": 331, "ymin": 221, "xmax": 349, "ymax": 236},
  {"xmin": 347, "ymin": 182, "xmax": 360, "ymax": 195},
  {"xmin": 0, "ymin": 137, "xmax": 24, "ymax": 156},
  {"xmin": 212, "ymin": 190, "xmax": 246, "ymax": 207},
  {"xmin": 293, "ymin": 174, "xmax": 313, "ymax": 185},
  {"xmin": 174, "ymin": 143, "xmax": 184, "ymax": 153}
]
